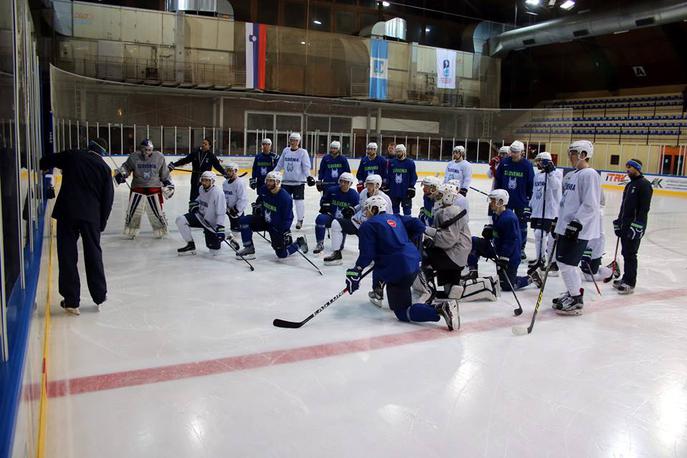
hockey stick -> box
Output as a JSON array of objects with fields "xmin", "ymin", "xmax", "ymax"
[
  {"xmin": 489, "ymin": 240, "xmax": 523, "ymax": 316},
  {"xmin": 273, "ymin": 268, "xmax": 373, "ymax": 328},
  {"xmin": 512, "ymin": 239, "xmax": 559, "ymax": 336},
  {"xmin": 255, "ymin": 230, "xmax": 323, "ymax": 276},
  {"xmin": 105, "ymin": 154, "xmax": 132, "ymax": 190},
  {"xmin": 603, "ymin": 237, "xmax": 620, "ymax": 283},
  {"xmin": 195, "ymin": 214, "xmax": 255, "ymax": 271},
  {"xmin": 469, "ymin": 186, "xmax": 489, "ymax": 196},
  {"xmin": 584, "ymin": 260, "xmax": 602, "ymax": 296}
]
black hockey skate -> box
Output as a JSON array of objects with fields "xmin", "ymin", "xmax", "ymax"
[
  {"xmin": 313, "ymin": 241, "xmax": 324, "ymax": 254},
  {"xmin": 236, "ymin": 245, "xmax": 256, "ymax": 260},
  {"xmin": 368, "ymin": 287, "xmax": 384, "ymax": 308},
  {"xmin": 177, "ymin": 242, "xmax": 196, "ymax": 255},
  {"xmin": 554, "ymin": 289, "xmax": 584, "ymax": 315},
  {"xmin": 296, "ymin": 236, "xmax": 308, "ymax": 253},
  {"xmin": 323, "ymin": 250, "xmax": 342, "ymax": 266}
]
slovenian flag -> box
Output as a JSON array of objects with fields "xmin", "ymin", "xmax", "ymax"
[{"xmin": 246, "ymin": 23, "xmax": 266, "ymax": 90}]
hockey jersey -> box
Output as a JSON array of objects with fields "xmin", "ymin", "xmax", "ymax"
[
  {"xmin": 222, "ymin": 176, "xmax": 249, "ymax": 214},
  {"xmin": 196, "ymin": 184, "xmax": 227, "ymax": 228},
  {"xmin": 352, "ymin": 189, "xmax": 393, "ymax": 228},
  {"xmin": 388, "ymin": 157, "xmax": 418, "ymax": 199},
  {"xmin": 444, "ymin": 159, "xmax": 472, "ymax": 191},
  {"xmin": 424, "ymin": 204, "xmax": 471, "ymax": 267},
  {"xmin": 355, "ymin": 213, "xmax": 426, "ymax": 283},
  {"xmin": 419, "ymin": 195, "xmax": 434, "ymax": 225},
  {"xmin": 320, "ymin": 185, "xmax": 360, "ymax": 219},
  {"xmin": 554, "ymin": 167, "xmax": 601, "ymax": 241},
  {"xmin": 530, "ymin": 169, "xmax": 562, "ymax": 220},
  {"xmin": 318, "ymin": 154, "xmax": 351, "ymax": 187},
  {"xmin": 494, "ymin": 157, "xmax": 535, "ymax": 210},
  {"xmin": 121, "ymin": 150, "xmax": 170, "ymax": 188},
  {"xmin": 276, "ymin": 147, "xmax": 311, "ymax": 185},
  {"xmin": 257, "ymin": 186, "xmax": 294, "ymax": 233},
  {"xmin": 491, "ymin": 209, "xmax": 522, "ymax": 264},
  {"xmin": 356, "ymin": 155, "xmax": 388, "ymax": 184},
  {"xmin": 251, "ymin": 152, "xmax": 278, "ymax": 189}
]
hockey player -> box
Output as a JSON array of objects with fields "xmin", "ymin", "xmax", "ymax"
[
  {"xmin": 355, "ymin": 142, "xmax": 388, "ymax": 192},
  {"xmin": 487, "ymin": 146, "xmax": 510, "ymax": 183},
  {"xmin": 168, "ymin": 137, "xmax": 227, "ymax": 209},
  {"xmin": 612, "ymin": 158, "xmax": 653, "ymax": 294},
  {"xmin": 446, "ymin": 179, "xmax": 470, "ymax": 212},
  {"xmin": 236, "ymin": 171, "xmax": 308, "ymax": 260},
  {"xmin": 325, "ymin": 174, "xmax": 392, "ymax": 266},
  {"xmin": 419, "ymin": 175, "xmax": 441, "ymax": 225},
  {"xmin": 274, "ymin": 132, "xmax": 314, "ymax": 230},
  {"xmin": 386, "ymin": 141, "xmax": 397, "ymax": 159},
  {"xmin": 551, "ymin": 140, "xmax": 601, "ymax": 315},
  {"xmin": 317, "ymin": 140, "xmax": 351, "ymax": 192},
  {"xmin": 444, "ymin": 145, "xmax": 472, "ymax": 196},
  {"xmin": 313, "ymin": 172, "xmax": 359, "ymax": 254},
  {"xmin": 115, "ymin": 139, "xmax": 175, "ymax": 239},
  {"xmin": 344, "ymin": 195, "xmax": 459, "ymax": 331},
  {"xmin": 388, "ymin": 144, "xmax": 418, "ymax": 215},
  {"xmin": 420, "ymin": 183, "xmax": 471, "ymax": 301},
  {"xmin": 466, "ymin": 189, "xmax": 533, "ymax": 291},
  {"xmin": 250, "ymin": 138, "xmax": 278, "ymax": 191},
  {"xmin": 494, "ymin": 140, "xmax": 534, "ymax": 259},
  {"xmin": 222, "ymin": 162, "xmax": 249, "ymax": 232},
  {"xmin": 581, "ymin": 192, "xmax": 615, "ymax": 282},
  {"xmin": 175, "ymin": 171, "xmax": 230, "ymax": 256},
  {"xmin": 528, "ymin": 152, "xmax": 562, "ymax": 269}
]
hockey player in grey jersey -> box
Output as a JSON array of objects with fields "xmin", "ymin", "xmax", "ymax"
[
  {"xmin": 222, "ymin": 162, "xmax": 249, "ymax": 232},
  {"xmin": 115, "ymin": 139, "xmax": 175, "ymax": 239},
  {"xmin": 175, "ymin": 171, "xmax": 231, "ymax": 256},
  {"xmin": 275, "ymin": 132, "xmax": 314, "ymax": 229}
]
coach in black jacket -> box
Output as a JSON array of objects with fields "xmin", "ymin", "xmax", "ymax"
[
  {"xmin": 612, "ymin": 158, "xmax": 653, "ymax": 295},
  {"xmin": 168, "ymin": 137, "xmax": 227, "ymax": 208},
  {"xmin": 39, "ymin": 138, "xmax": 115, "ymax": 315}
]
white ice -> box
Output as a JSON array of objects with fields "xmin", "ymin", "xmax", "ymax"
[{"xmin": 46, "ymin": 175, "xmax": 687, "ymax": 457}]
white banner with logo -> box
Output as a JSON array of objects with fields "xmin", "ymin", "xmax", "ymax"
[
  {"xmin": 600, "ymin": 171, "xmax": 687, "ymax": 192},
  {"xmin": 436, "ymin": 48, "xmax": 456, "ymax": 89}
]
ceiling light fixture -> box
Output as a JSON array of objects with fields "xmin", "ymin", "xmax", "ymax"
[
  {"xmin": 313, "ymin": 20, "xmax": 322, "ymax": 25},
  {"xmin": 560, "ymin": 0, "xmax": 576, "ymax": 10},
  {"xmin": 382, "ymin": 1, "xmax": 390, "ymax": 6},
  {"xmin": 525, "ymin": 0, "xmax": 541, "ymax": 6}
]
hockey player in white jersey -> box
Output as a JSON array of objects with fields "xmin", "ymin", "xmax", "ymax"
[
  {"xmin": 528, "ymin": 152, "xmax": 562, "ymax": 270},
  {"xmin": 222, "ymin": 162, "xmax": 249, "ymax": 232},
  {"xmin": 115, "ymin": 139, "xmax": 175, "ymax": 239},
  {"xmin": 275, "ymin": 132, "xmax": 314, "ymax": 230},
  {"xmin": 444, "ymin": 146, "xmax": 472, "ymax": 196},
  {"xmin": 446, "ymin": 179, "xmax": 470, "ymax": 212},
  {"xmin": 325, "ymin": 174, "xmax": 392, "ymax": 266},
  {"xmin": 580, "ymin": 190, "xmax": 617, "ymax": 282},
  {"xmin": 551, "ymin": 140, "xmax": 601, "ymax": 315},
  {"xmin": 175, "ymin": 171, "xmax": 231, "ymax": 256}
]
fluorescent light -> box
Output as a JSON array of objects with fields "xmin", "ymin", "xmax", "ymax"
[
  {"xmin": 525, "ymin": 11, "xmax": 539, "ymax": 15},
  {"xmin": 613, "ymin": 30, "xmax": 629, "ymax": 34},
  {"xmin": 560, "ymin": 0, "xmax": 575, "ymax": 10},
  {"xmin": 382, "ymin": 1, "xmax": 390, "ymax": 6},
  {"xmin": 425, "ymin": 27, "xmax": 431, "ymax": 32},
  {"xmin": 313, "ymin": 20, "xmax": 322, "ymax": 25},
  {"xmin": 525, "ymin": 0, "xmax": 541, "ymax": 6},
  {"xmin": 300, "ymin": 41, "xmax": 306, "ymax": 45}
]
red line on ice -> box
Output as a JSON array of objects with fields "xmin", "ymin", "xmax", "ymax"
[{"xmin": 46, "ymin": 287, "xmax": 687, "ymax": 398}]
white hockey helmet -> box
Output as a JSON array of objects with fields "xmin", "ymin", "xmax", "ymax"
[
  {"xmin": 395, "ymin": 144, "xmax": 407, "ymax": 154},
  {"xmin": 568, "ymin": 140, "xmax": 594, "ymax": 159},
  {"xmin": 266, "ymin": 170, "xmax": 283, "ymax": 184},
  {"xmin": 447, "ymin": 178, "xmax": 462, "ymax": 189},
  {"xmin": 289, "ymin": 132, "xmax": 301, "ymax": 142},
  {"xmin": 452, "ymin": 145, "xmax": 466, "ymax": 156},
  {"xmin": 421, "ymin": 175, "xmax": 441, "ymax": 189},
  {"xmin": 435, "ymin": 183, "xmax": 458, "ymax": 206},
  {"xmin": 535, "ymin": 152, "xmax": 552, "ymax": 161},
  {"xmin": 261, "ymin": 138, "xmax": 272, "ymax": 146},
  {"xmin": 510, "ymin": 140, "xmax": 525, "ymax": 154},
  {"xmin": 498, "ymin": 145, "xmax": 510, "ymax": 156},
  {"xmin": 488, "ymin": 189, "xmax": 509, "ymax": 206},
  {"xmin": 200, "ymin": 170, "xmax": 216, "ymax": 184},
  {"xmin": 366, "ymin": 142, "xmax": 378, "ymax": 151},
  {"xmin": 364, "ymin": 173, "xmax": 382, "ymax": 188},
  {"xmin": 339, "ymin": 172, "xmax": 355, "ymax": 185},
  {"xmin": 364, "ymin": 195, "xmax": 388, "ymax": 214},
  {"xmin": 330, "ymin": 140, "xmax": 341, "ymax": 150},
  {"xmin": 226, "ymin": 162, "xmax": 239, "ymax": 172}
]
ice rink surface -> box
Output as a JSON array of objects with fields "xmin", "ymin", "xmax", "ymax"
[{"xmin": 46, "ymin": 175, "xmax": 687, "ymax": 457}]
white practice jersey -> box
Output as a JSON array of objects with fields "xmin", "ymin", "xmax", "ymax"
[
  {"xmin": 351, "ymin": 189, "xmax": 392, "ymax": 228},
  {"xmin": 222, "ymin": 177, "xmax": 249, "ymax": 214},
  {"xmin": 196, "ymin": 184, "xmax": 227, "ymax": 228},
  {"xmin": 530, "ymin": 170, "xmax": 562, "ymax": 220},
  {"xmin": 554, "ymin": 167, "xmax": 601, "ymax": 241},
  {"xmin": 452, "ymin": 193, "xmax": 470, "ymax": 213},
  {"xmin": 121, "ymin": 151, "xmax": 170, "ymax": 188},
  {"xmin": 276, "ymin": 147, "xmax": 311, "ymax": 185},
  {"xmin": 444, "ymin": 160, "xmax": 472, "ymax": 190}
]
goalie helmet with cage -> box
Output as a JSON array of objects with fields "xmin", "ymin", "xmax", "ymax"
[
  {"xmin": 364, "ymin": 173, "xmax": 382, "ymax": 189},
  {"xmin": 435, "ymin": 183, "xmax": 458, "ymax": 207},
  {"xmin": 364, "ymin": 194, "xmax": 388, "ymax": 214},
  {"xmin": 488, "ymin": 189, "xmax": 509, "ymax": 206},
  {"xmin": 338, "ymin": 172, "xmax": 355, "ymax": 186},
  {"xmin": 140, "ymin": 138, "xmax": 154, "ymax": 153}
]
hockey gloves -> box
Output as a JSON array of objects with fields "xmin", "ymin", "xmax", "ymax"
[
  {"xmin": 495, "ymin": 256, "xmax": 510, "ymax": 270},
  {"xmin": 482, "ymin": 224, "xmax": 494, "ymax": 240},
  {"xmin": 345, "ymin": 267, "xmax": 363, "ymax": 294},
  {"xmin": 319, "ymin": 202, "xmax": 332, "ymax": 215},
  {"xmin": 612, "ymin": 219, "xmax": 622, "ymax": 237},
  {"xmin": 251, "ymin": 201, "xmax": 263, "ymax": 218},
  {"xmin": 228, "ymin": 207, "xmax": 240, "ymax": 218},
  {"xmin": 307, "ymin": 176, "xmax": 316, "ymax": 187},
  {"xmin": 542, "ymin": 161, "xmax": 556, "ymax": 174},
  {"xmin": 406, "ymin": 187, "xmax": 416, "ymax": 199},
  {"xmin": 215, "ymin": 225, "xmax": 226, "ymax": 242},
  {"xmin": 459, "ymin": 188, "xmax": 468, "ymax": 197},
  {"xmin": 283, "ymin": 232, "xmax": 293, "ymax": 247},
  {"xmin": 341, "ymin": 206, "xmax": 355, "ymax": 219},
  {"xmin": 114, "ymin": 171, "xmax": 127, "ymax": 185},
  {"xmin": 189, "ymin": 201, "xmax": 200, "ymax": 214},
  {"xmin": 356, "ymin": 182, "xmax": 365, "ymax": 193},
  {"xmin": 523, "ymin": 206, "xmax": 532, "ymax": 220},
  {"xmin": 316, "ymin": 180, "xmax": 324, "ymax": 192},
  {"xmin": 629, "ymin": 221, "xmax": 645, "ymax": 240},
  {"xmin": 167, "ymin": 163, "xmax": 176, "ymax": 172},
  {"xmin": 162, "ymin": 180, "xmax": 175, "ymax": 199},
  {"xmin": 564, "ymin": 220, "xmax": 583, "ymax": 241},
  {"xmin": 422, "ymin": 235, "xmax": 435, "ymax": 250},
  {"xmin": 249, "ymin": 177, "xmax": 258, "ymax": 190}
]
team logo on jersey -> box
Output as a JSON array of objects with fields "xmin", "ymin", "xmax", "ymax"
[
  {"xmin": 535, "ymin": 189, "xmax": 543, "ymax": 200},
  {"xmin": 286, "ymin": 162, "xmax": 294, "ymax": 172},
  {"xmin": 143, "ymin": 171, "xmax": 151, "ymax": 179},
  {"xmin": 386, "ymin": 219, "xmax": 397, "ymax": 227},
  {"xmin": 331, "ymin": 169, "xmax": 339, "ymax": 179},
  {"xmin": 260, "ymin": 167, "xmax": 267, "ymax": 176},
  {"xmin": 264, "ymin": 210, "xmax": 272, "ymax": 223},
  {"xmin": 395, "ymin": 173, "xmax": 403, "ymax": 184},
  {"xmin": 508, "ymin": 177, "xmax": 517, "ymax": 190}
]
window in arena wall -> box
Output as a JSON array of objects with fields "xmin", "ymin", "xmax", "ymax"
[{"xmin": 610, "ymin": 154, "xmax": 620, "ymax": 166}]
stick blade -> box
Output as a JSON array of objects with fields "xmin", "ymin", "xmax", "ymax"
[
  {"xmin": 512, "ymin": 326, "xmax": 530, "ymax": 336},
  {"xmin": 273, "ymin": 318, "xmax": 303, "ymax": 329}
]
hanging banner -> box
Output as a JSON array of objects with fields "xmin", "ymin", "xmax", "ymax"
[
  {"xmin": 245, "ymin": 22, "xmax": 266, "ymax": 90},
  {"xmin": 436, "ymin": 48, "xmax": 456, "ymax": 89},
  {"xmin": 369, "ymin": 38, "xmax": 388, "ymax": 100}
]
